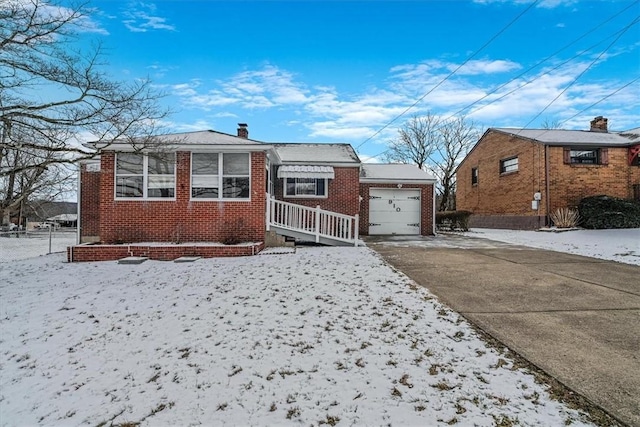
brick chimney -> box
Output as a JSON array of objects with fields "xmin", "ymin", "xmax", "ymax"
[
  {"xmin": 237, "ymin": 123, "xmax": 248, "ymax": 139},
  {"xmin": 590, "ymin": 116, "xmax": 608, "ymax": 132}
]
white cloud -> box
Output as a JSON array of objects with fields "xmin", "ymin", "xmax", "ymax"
[
  {"xmin": 471, "ymin": 0, "xmax": 579, "ymax": 8},
  {"xmin": 167, "ymin": 53, "xmax": 639, "ymax": 146},
  {"xmin": 122, "ymin": 2, "xmax": 175, "ymax": 32}
]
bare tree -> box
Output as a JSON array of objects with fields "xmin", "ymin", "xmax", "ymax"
[
  {"xmin": 385, "ymin": 113, "xmax": 479, "ymax": 211},
  {"xmin": 0, "ymin": 0, "xmax": 170, "ymax": 224},
  {"xmin": 385, "ymin": 114, "xmax": 440, "ymax": 169},
  {"xmin": 541, "ymin": 118, "xmax": 562, "ymax": 129},
  {"xmin": 432, "ymin": 116, "xmax": 479, "ymax": 211}
]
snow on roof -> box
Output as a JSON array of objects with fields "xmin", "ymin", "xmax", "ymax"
[
  {"xmin": 360, "ymin": 164, "xmax": 436, "ymax": 182},
  {"xmin": 274, "ymin": 143, "xmax": 361, "ymax": 164},
  {"xmin": 152, "ymin": 130, "xmax": 263, "ymax": 145},
  {"xmin": 88, "ymin": 130, "xmax": 267, "ymax": 150},
  {"xmin": 492, "ymin": 128, "xmax": 640, "ymax": 146}
]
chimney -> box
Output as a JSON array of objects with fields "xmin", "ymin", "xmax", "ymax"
[
  {"xmin": 590, "ymin": 116, "xmax": 608, "ymax": 132},
  {"xmin": 237, "ymin": 123, "xmax": 248, "ymax": 139}
]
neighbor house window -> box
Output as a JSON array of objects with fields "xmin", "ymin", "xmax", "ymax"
[
  {"xmin": 563, "ymin": 147, "xmax": 608, "ymax": 165},
  {"xmin": 500, "ymin": 157, "xmax": 518, "ymax": 174},
  {"xmin": 115, "ymin": 152, "xmax": 175, "ymax": 199},
  {"xmin": 570, "ymin": 149, "xmax": 599, "ymax": 164},
  {"xmin": 285, "ymin": 178, "xmax": 327, "ymax": 197},
  {"xmin": 191, "ymin": 152, "xmax": 250, "ymax": 199},
  {"xmin": 471, "ymin": 167, "xmax": 478, "ymax": 185}
]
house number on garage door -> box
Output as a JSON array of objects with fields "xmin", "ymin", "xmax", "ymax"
[{"xmin": 388, "ymin": 200, "xmax": 401, "ymax": 212}]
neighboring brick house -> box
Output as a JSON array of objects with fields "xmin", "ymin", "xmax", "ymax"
[
  {"xmin": 456, "ymin": 116, "xmax": 640, "ymax": 229},
  {"xmin": 71, "ymin": 124, "xmax": 436, "ymax": 261}
]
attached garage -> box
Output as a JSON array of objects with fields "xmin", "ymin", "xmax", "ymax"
[
  {"xmin": 369, "ymin": 188, "xmax": 421, "ymax": 235},
  {"xmin": 359, "ymin": 164, "xmax": 436, "ymax": 236}
]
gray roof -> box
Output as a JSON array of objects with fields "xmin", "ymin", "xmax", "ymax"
[
  {"xmin": 274, "ymin": 143, "xmax": 361, "ymax": 165},
  {"xmin": 152, "ymin": 130, "xmax": 263, "ymax": 145},
  {"xmin": 360, "ymin": 164, "xmax": 436, "ymax": 183},
  {"xmin": 88, "ymin": 130, "xmax": 266, "ymax": 150},
  {"xmin": 492, "ymin": 128, "xmax": 640, "ymax": 147}
]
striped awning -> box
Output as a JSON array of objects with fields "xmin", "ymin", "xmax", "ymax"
[{"xmin": 277, "ymin": 165, "xmax": 335, "ymax": 179}]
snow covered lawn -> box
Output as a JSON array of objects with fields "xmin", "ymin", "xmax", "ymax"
[
  {"xmin": 0, "ymin": 247, "xmax": 595, "ymax": 426},
  {"xmin": 470, "ymin": 228, "xmax": 640, "ymax": 266},
  {"xmin": 0, "ymin": 231, "xmax": 77, "ymax": 262}
]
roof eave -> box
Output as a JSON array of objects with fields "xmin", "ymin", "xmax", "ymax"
[{"xmin": 360, "ymin": 178, "xmax": 437, "ymax": 184}]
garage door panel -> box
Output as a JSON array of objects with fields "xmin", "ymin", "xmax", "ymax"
[{"xmin": 369, "ymin": 189, "xmax": 421, "ymax": 235}]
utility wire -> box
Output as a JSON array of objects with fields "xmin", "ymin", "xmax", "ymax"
[
  {"xmin": 354, "ymin": 0, "xmax": 540, "ymax": 151},
  {"xmin": 516, "ymin": 14, "xmax": 640, "ymax": 133},
  {"xmin": 364, "ymin": 75, "xmax": 640, "ymax": 162},
  {"xmin": 359, "ymin": 0, "xmax": 639, "ymax": 158},
  {"xmin": 442, "ymin": 0, "xmax": 639, "ymax": 124}
]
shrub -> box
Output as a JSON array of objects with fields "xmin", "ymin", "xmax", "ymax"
[
  {"xmin": 219, "ymin": 218, "xmax": 252, "ymax": 245},
  {"xmin": 436, "ymin": 211, "xmax": 472, "ymax": 231},
  {"xmin": 549, "ymin": 207, "xmax": 580, "ymax": 228},
  {"xmin": 578, "ymin": 195, "xmax": 640, "ymax": 229}
]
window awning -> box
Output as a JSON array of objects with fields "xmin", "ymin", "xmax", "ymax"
[{"xmin": 277, "ymin": 165, "xmax": 335, "ymax": 179}]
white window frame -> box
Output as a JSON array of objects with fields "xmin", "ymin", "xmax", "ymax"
[
  {"xmin": 190, "ymin": 152, "xmax": 251, "ymax": 201},
  {"xmin": 500, "ymin": 156, "xmax": 519, "ymax": 174},
  {"xmin": 115, "ymin": 152, "xmax": 176, "ymax": 200},
  {"xmin": 284, "ymin": 178, "xmax": 328, "ymax": 198}
]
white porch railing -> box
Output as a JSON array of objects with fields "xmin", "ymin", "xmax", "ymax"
[{"xmin": 267, "ymin": 198, "xmax": 359, "ymax": 246}]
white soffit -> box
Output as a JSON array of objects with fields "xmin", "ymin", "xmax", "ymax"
[{"xmin": 277, "ymin": 165, "xmax": 335, "ymax": 179}]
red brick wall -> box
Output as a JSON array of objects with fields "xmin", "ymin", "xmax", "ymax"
[
  {"xmin": 359, "ymin": 183, "xmax": 435, "ymax": 236},
  {"xmin": 456, "ymin": 131, "xmax": 545, "ymax": 220},
  {"xmin": 80, "ymin": 163, "xmax": 101, "ymax": 241},
  {"xmin": 68, "ymin": 242, "xmax": 264, "ymax": 262},
  {"xmin": 273, "ymin": 167, "xmax": 361, "ymax": 216},
  {"xmin": 547, "ymin": 146, "xmax": 640, "ymax": 210},
  {"xmin": 97, "ymin": 151, "xmax": 267, "ymax": 244},
  {"xmin": 456, "ymin": 130, "xmax": 640, "ymax": 229}
]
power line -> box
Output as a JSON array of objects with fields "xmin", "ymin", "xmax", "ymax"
[
  {"xmin": 516, "ymin": 14, "xmax": 640, "ymax": 133},
  {"xmin": 364, "ymin": 75, "xmax": 640, "ymax": 162},
  {"xmin": 442, "ymin": 1, "xmax": 640, "ymax": 124},
  {"xmin": 354, "ymin": 0, "xmax": 540, "ymax": 152}
]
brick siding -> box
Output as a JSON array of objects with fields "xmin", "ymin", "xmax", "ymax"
[
  {"xmin": 273, "ymin": 167, "xmax": 361, "ymax": 216},
  {"xmin": 95, "ymin": 151, "xmax": 267, "ymax": 244},
  {"xmin": 79, "ymin": 164, "xmax": 101, "ymax": 242},
  {"xmin": 456, "ymin": 130, "xmax": 640, "ymax": 229},
  {"xmin": 68, "ymin": 242, "xmax": 265, "ymax": 262}
]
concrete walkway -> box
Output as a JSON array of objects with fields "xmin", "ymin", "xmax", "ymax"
[{"xmin": 365, "ymin": 234, "xmax": 640, "ymax": 427}]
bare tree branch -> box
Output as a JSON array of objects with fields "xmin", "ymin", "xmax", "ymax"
[
  {"xmin": 0, "ymin": 0, "xmax": 171, "ymax": 224},
  {"xmin": 385, "ymin": 113, "xmax": 479, "ymax": 211}
]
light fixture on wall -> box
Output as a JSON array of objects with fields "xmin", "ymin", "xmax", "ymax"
[{"xmin": 397, "ymin": 183, "xmax": 403, "ymax": 188}]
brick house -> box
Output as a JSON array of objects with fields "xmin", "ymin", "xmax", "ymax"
[
  {"xmin": 70, "ymin": 124, "xmax": 436, "ymax": 261},
  {"xmin": 456, "ymin": 117, "xmax": 640, "ymax": 229}
]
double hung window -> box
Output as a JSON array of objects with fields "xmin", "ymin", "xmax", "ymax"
[
  {"xmin": 500, "ymin": 157, "xmax": 518, "ymax": 174},
  {"xmin": 191, "ymin": 153, "xmax": 250, "ymax": 199},
  {"xmin": 115, "ymin": 153, "xmax": 175, "ymax": 198},
  {"xmin": 284, "ymin": 178, "xmax": 327, "ymax": 197}
]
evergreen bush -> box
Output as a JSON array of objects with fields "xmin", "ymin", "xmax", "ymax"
[{"xmin": 578, "ymin": 195, "xmax": 640, "ymax": 229}]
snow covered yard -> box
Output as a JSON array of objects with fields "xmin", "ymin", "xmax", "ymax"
[
  {"xmin": 470, "ymin": 228, "xmax": 640, "ymax": 266},
  {"xmin": 0, "ymin": 231, "xmax": 77, "ymax": 262},
  {"xmin": 0, "ymin": 247, "xmax": 595, "ymax": 426}
]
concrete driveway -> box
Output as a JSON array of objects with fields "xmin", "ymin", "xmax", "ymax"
[{"xmin": 365, "ymin": 234, "xmax": 640, "ymax": 427}]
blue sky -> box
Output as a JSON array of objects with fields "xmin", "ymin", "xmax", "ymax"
[{"xmin": 77, "ymin": 0, "xmax": 638, "ymax": 160}]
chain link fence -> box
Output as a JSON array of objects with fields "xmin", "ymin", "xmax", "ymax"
[{"xmin": 0, "ymin": 228, "xmax": 78, "ymax": 262}]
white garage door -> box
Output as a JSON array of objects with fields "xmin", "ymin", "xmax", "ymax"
[{"xmin": 369, "ymin": 188, "xmax": 421, "ymax": 235}]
